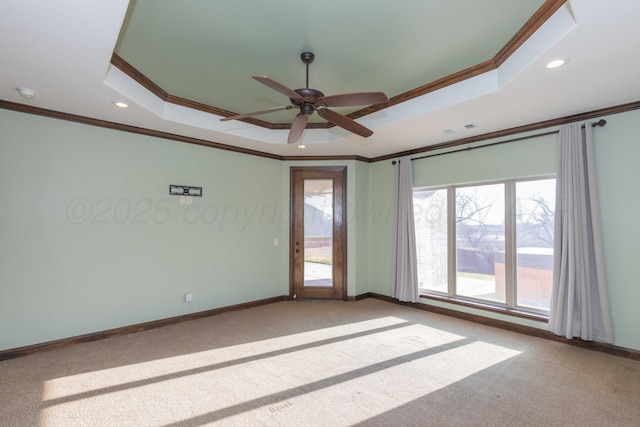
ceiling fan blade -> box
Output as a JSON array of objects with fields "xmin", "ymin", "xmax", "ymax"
[
  {"xmin": 252, "ymin": 75, "xmax": 305, "ymax": 102},
  {"xmin": 316, "ymin": 91, "xmax": 388, "ymax": 108},
  {"xmin": 317, "ymin": 108, "xmax": 373, "ymax": 138},
  {"xmin": 288, "ymin": 113, "xmax": 309, "ymax": 144},
  {"xmin": 220, "ymin": 105, "xmax": 293, "ymax": 121}
]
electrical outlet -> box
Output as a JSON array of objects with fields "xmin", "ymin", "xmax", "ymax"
[{"xmin": 185, "ymin": 292, "xmax": 192, "ymax": 302}]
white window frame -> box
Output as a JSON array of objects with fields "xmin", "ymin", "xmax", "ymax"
[{"xmin": 414, "ymin": 175, "xmax": 556, "ymax": 317}]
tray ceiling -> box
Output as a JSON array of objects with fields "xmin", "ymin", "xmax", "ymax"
[{"xmin": 2, "ymin": 0, "xmax": 640, "ymax": 158}]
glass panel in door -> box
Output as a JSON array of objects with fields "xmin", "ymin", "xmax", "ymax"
[{"xmin": 303, "ymin": 179, "xmax": 333, "ymax": 287}]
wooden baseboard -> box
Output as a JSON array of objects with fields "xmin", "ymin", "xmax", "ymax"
[
  {"xmin": 0, "ymin": 295, "xmax": 289, "ymax": 361},
  {"xmin": 361, "ymin": 292, "xmax": 640, "ymax": 361},
  {"xmin": 4, "ymin": 293, "xmax": 637, "ymax": 362},
  {"xmin": 354, "ymin": 293, "xmax": 372, "ymax": 301}
]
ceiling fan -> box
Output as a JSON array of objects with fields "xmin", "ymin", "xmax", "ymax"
[{"xmin": 220, "ymin": 52, "xmax": 389, "ymax": 144}]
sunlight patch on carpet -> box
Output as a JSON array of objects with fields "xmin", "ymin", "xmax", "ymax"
[{"xmin": 38, "ymin": 319, "xmax": 514, "ymax": 426}]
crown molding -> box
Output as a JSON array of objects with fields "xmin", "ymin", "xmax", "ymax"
[
  {"xmin": 370, "ymin": 100, "xmax": 640, "ymax": 162},
  {"xmin": 2, "ymin": 99, "xmax": 639, "ymax": 164}
]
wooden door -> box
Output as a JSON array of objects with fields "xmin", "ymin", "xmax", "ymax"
[{"xmin": 290, "ymin": 166, "xmax": 347, "ymax": 300}]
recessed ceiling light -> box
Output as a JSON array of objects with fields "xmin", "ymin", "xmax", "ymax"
[
  {"xmin": 546, "ymin": 59, "xmax": 565, "ymax": 69},
  {"xmin": 113, "ymin": 101, "xmax": 129, "ymax": 108},
  {"xmin": 16, "ymin": 87, "xmax": 36, "ymax": 99},
  {"xmin": 298, "ymin": 143, "xmax": 306, "ymax": 149}
]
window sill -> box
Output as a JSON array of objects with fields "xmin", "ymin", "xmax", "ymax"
[{"xmin": 419, "ymin": 293, "xmax": 549, "ymax": 323}]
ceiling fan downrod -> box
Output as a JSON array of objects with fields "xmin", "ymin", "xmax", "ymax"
[
  {"xmin": 301, "ymin": 51, "xmax": 314, "ymax": 89},
  {"xmin": 291, "ymin": 52, "xmax": 323, "ymax": 112}
]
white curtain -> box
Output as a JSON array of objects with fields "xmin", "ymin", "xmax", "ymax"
[
  {"xmin": 392, "ymin": 156, "xmax": 419, "ymax": 302},
  {"xmin": 549, "ymin": 122, "xmax": 614, "ymax": 343}
]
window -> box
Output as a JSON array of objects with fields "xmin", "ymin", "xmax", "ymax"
[
  {"xmin": 414, "ymin": 177, "xmax": 555, "ymax": 314},
  {"xmin": 456, "ymin": 183, "xmax": 506, "ymax": 304},
  {"xmin": 414, "ymin": 189, "xmax": 448, "ymax": 293},
  {"xmin": 514, "ymin": 179, "xmax": 556, "ymax": 310}
]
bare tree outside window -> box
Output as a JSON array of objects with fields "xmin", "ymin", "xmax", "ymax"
[
  {"xmin": 515, "ymin": 179, "xmax": 555, "ymax": 309},
  {"xmin": 455, "ymin": 184, "xmax": 505, "ymax": 303},
  {"xmin": 456, "ymin": 191, "xmax": 496, "ymax": 248},
  {"xmin": 516, "ymin": 192, "xmax": 555, "ymax": 247}
]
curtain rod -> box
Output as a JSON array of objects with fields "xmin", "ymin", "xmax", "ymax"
[{"xmin": 391, "ymin": 119, "xmax": 607, "ymax": 164}]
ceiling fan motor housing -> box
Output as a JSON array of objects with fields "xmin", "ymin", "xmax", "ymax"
[
  {"xmin": 291, "ymin": 88, "xmax": 324, "ymax": 116},
  {"xmin": 291, "ymin": 88, "xmax": 324, "ymax": 103}
]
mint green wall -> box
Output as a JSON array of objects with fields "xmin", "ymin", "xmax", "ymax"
[
  {"xmin": 2, "ymin": 106, "xmax": 639, "ymax": 353},
  {"xmin": 354, "ymin": 161, "xmax": 371, "ymax": 294},
  {"xmin": 368, "ymin": 161, "xmax": 396, "ymax": 296},
  {"xmin": 0, "ymin": 109, "xmax": 287, "ymax": 351},
  {"xmin": 367, "ymin": 111, "xmax": 640, "ymax": 350},
  {"xmin": 412, "ymin": 131, "xmax": 557, "ymax": 187},
  {"xmin": 592, "ymin": 110, "xmax": 640, "ymax": 351}
]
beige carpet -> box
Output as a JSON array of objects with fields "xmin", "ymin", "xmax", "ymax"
[{"xmin": 1, "ymin": 298, "xmax": 639, "ymax": 426}]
